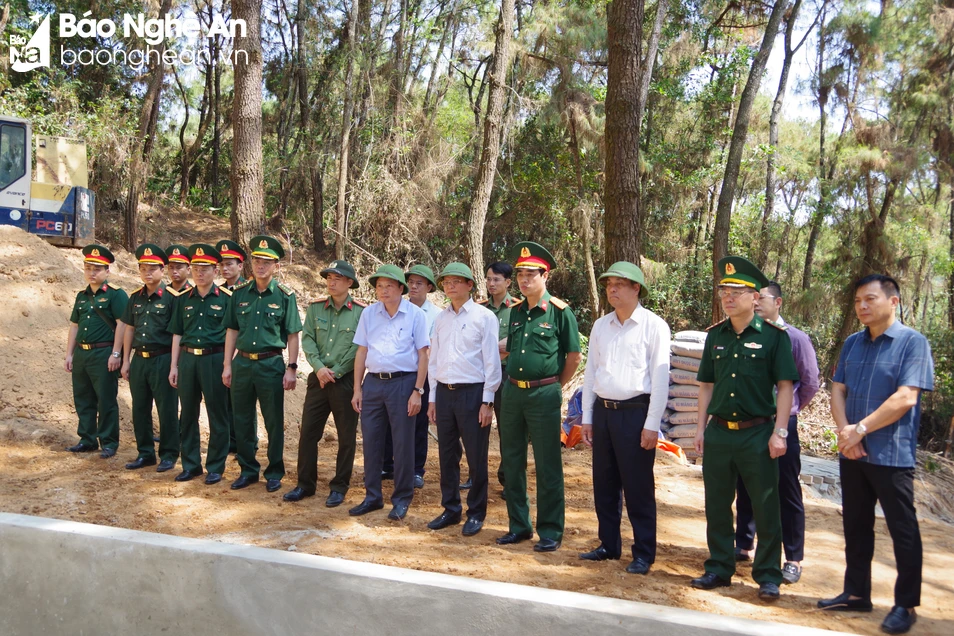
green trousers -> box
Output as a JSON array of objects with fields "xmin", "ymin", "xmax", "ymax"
[
  {"xmin": 703, "ymin": 420, "xmax": 782, "ymax": 584},
  {"xmin": 231, "ymin": 355, "xmax": 286, "ymax": 480},
  {"xmin": 499, "ymin": 382, "xmax": 565, "ymax": 541},
  {"xmin": 129, "ymin": 353, "xmax": 179, "ymax": 462},
  {"xmin": 178, "ymin": 351, "xmax": 230, "ymax": 474},
  {"xmin": 72, "ymin": 347, "xmax": 120, "ymax": 450}
]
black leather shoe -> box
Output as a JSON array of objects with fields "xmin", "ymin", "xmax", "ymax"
[
  {"xmin": 735, "ymin": 547, "xmax": 751, "ymax": 562},
  {"xmin": 817, "ymin": 592, "xmax": 873, "ymax": 612},
  {"xmin": 881, "ymin": 606, "xmax": 917, "ymax": 634},
  {"xmin": 266, "ymin": 479, "xmax": 282, "ymax": 493},
  {"xmin": 500, "ymin": 489, "xmax": 507, "ymax": 501},
  {"xmin": 204, "ymin": 473, "xmax": 222, "ymax": 485},
  {"xmin": 174, "ymin": 469, "xmax": 203, "ymax": 482},
  {"xmin": 230, "ymin": 475, "xmax": 259, "ymax": 490},
  {"xmin": 349, "ymin": 500, "xmax": 384, "ymax": 516},
  {"xmin": 782, "ymin": 562, "xmax": 802, "ymax": 585},
  {"xmin": 496, "ymin": 531, "xmax": 533, "ymax": 545},
  {"xmin": 691, "ymin": 572, "xmax": 731, "ymax": 590},
  {"xmin": 626, "ymin": 558, "xmax": 651, "ymax": 575},
  {"xmin": 325, "ymin": 491, "xmax": 345, "ymax": 507},
  {"xmin": 579, "ymin": 545, "xmax": 620, "ymax": 561},
  {"xmin": 100, "ymin": 448, "xmax": 116, "ymax": 458},
  {"xmin": 533, "ymin": 538, "xmax": 561, "ymax": 552},
  {"xmin": 67, "ymin": 442, "xmax": 98, "ymax": 453},
  {"xmin": 758, "ymin": 582, "xmax": 780, "ymax": 601},
  {"xmin": 388, "ymin": 502, "xmax": 410, "ymax": 520},
  {"xmin": 427, "ymin": 511, "xmax": 461, "ymax": 530},
  {"xmin": 156, "ymin": 459, "xmax": 176, "ymax": 473},
  {"xmin": 414, "ymin": 474, "xmax": 425, "ymax": 489},
  {"xmin": 460, "ymin": 478, "xmax": 472, "ymax": 490},
  {"xmin": 125, "ymin": 456, "xmax": 157, "ymax": 470},
  {"xmin": 462, "ymin": 517, "xmax": 483, "ymax": 536},
  {"xmin": 381, "ymin": 470, "xmax": 394, "ymax": 480},
  {"xmin": 283, "ymin": 486, "xmax": 314, "ymax": 502}
]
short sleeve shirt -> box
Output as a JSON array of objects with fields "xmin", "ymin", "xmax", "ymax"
[
  {"xmin": 120, "ymin": 283, "xmax": 177, "ymax": 349},
  {"xmin": 353, "ymin": 298, "xmax": 430, "ymax": 373},
  {"xmin": 168, "ymin": 284, "xmax": 231, "ymax": 348},
  {"xmin": 70, "ymin": 282, "xmax": 128, "ymax": 345},
  {"xmin": 832, "ymin": 321, "xmax": 934, "ymax": 467},
  {"xmin": 505, "ymin": 291, "xmax": 581, "ymax": 381},
  {"xmin": 696, "ymin": 315, "xmax": 800, "ymax": 421},
  {"xmin": 223, "ymin": 279, "xmax": 303, "ymax": 352}
]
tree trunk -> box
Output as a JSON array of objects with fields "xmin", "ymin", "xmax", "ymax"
[
  {"xmin": 464, "ymin": 0, "xmax": 515, "ymax": 293},
  {"xmin": 949, "ymin": 173, "xmax": 954, "ymax": 329},
  {"xmin": 230, "ymin": 0, "xmax": 265, "ymax": 245},
  {"xmin": 334, "ymin": 0, "xmax": 360, "ymax": 260},
  {"xmin": 710, "ymin": 0, "xmax": 787, "ymax": 321},
  {"xmin": 211, "ymin": 33, "xmax": 222, "ymax": 209}
]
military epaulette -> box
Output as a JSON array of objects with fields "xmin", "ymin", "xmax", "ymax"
[
  {"xmin": 550, "ymin": 297, "xmax": 569, "ymax": 310},
  {"xmin": 219, "ymin": 286, "xmax": 233, "ymax": 296},
  {"xmin": 132, "ymin": 286, "xmax": 144, "ymax": 296},
  {"xmin": 107, "ymin": 282, "xmax": 122, "ymax": 290},
  {"xmin": 509, "ymin": 298, "xmax": 525, "ymax": 307},
  {"xmin": 310, "ymin": 296, "xmax": 329, "ymax": 305},
  {"xmin": 235, "ymin": 279, "xmax": 254, "ymax": 290},
  {"xmin": 766, "ymin": 320, "xmax": 788, "ymax": 331},
  {"xmin": 277, "ymin": 282, "xmax": 294, "ymax": 296},
  {"xmin": 706, "ymin": 319, "xmax": 727, "ymax": 331},
  {"xmin": 165, "ymin": 287, "xmax": 183, "ymax": 297},
  {"xmin": 352, "ymin": 298, "xmax": 368, "ymax": 307}
]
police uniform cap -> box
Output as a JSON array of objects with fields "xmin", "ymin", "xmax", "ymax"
[{"xmin": 321, "ymin": 260, "xmax": 360, "ymax": 289}]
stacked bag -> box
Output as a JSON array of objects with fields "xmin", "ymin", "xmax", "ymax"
[{"xmin": 661, "ymin": 330, "xmax": 707, "ymax": 462}]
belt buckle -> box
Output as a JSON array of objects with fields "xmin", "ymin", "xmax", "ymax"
[
  {"xmin": 380, "ymin": 372, "xmax": 391, "ymax": 380},
  {"xmin": 447, "ymin": 384, "xmax": 456, "ymax": 390},
  {"xmin": 194, "ymin": 349, "xmax": 203, "ymax": 356},
  {"xmin": 517, "ymin": 380, "xmax": 530, "ymax": 389},
  {"xmin": 249, "ymin": 353, "xmax": 260, "ymax": 361},
  {"xmin": 727, "ymin": 420, "xmax": 739, "ymax": 430},
  {"xmin": 606, "ymin": 400, "xmax": 617, "ymax": 410},
  {"xmin": 141, "ymin": 351, "xmax": 151, "ymax": 359},
  {"xmin": 80, "ymin": 344, "xmax": 91, "ymax": 350}
]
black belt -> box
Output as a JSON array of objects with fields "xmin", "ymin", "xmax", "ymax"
[
  {"xmin": 509, "ymin": 376, "xmax": 559, "ymax": 389},
  {"xmin": 712, "ymin": 416, "xmax": 772, "ymax": 431},
  {"xmin": 184, "ymin": 345, "xmax": 224, "ymax": 356},
  {"xmin": 135, "ymin": 347, "xmax": 171, "ymax": 358},
  {"xmin": 438, "ymin": 382, "xmax": 482, "ymax": 391},
  {"xmin": 78, "ymin": 342, "xmax": 112, "ymax": 350},
  {"xmin": 237, "ymin": 350, "xmax": 282, "ymax": 361},
  {"xmin": 371, "ymin": 371, "xmax": 413, "ymax": 380},
  {"xmin": 597, "ymin": 394, "xmax": 650, "ymax": 410}
]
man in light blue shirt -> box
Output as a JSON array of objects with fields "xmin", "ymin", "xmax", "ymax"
[{"xmin": 350, "ymin": 265, "xmax": 430, "ymax": 521}]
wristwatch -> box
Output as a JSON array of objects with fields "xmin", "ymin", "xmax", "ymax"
[
  {"xmin": 856, "ymin": 423, "xmax": 867, "ymax": 436},
  {"xmin": 482, "ymin": 401, "xmax": 494, "ymax": 408},
  {"xmin": 287, "ymin": 363, "xmax": 298, "ymax": 370},
  {"xmin": 111, "ymin": 351, "xmax": 121, "ymax": 359},
  {"xmin": 414, "ymin": 386, "xmax": 425, "ymax": 395},
  {"xmin": 774, "ymin": 428, "xmax": 789, "ymax": 439}
]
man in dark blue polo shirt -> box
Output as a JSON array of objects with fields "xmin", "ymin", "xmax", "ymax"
[{"xmin": 819, "ymin": 274, "xmax": 934, "ymax": 636}]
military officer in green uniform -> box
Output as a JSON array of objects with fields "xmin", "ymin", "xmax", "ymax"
[
  {"xmin": 285, "ymin": 260, "xmax": 366, "ymax": 507},
  {"xmin": 65, "ymin": 245, "xmax": 129, "ymax": 458},
  {"xmin": 691, "ymin": 256, "xmax": 799, "ymax": 602},
  {"xmin": 496, "ymin": 242, "xmax": 581, "ymax": 552},
  {"xmin": 223, "ymin": 235, "xmax": 302, "ymax": 493},
  {"xmin": 120, "ymin": 244, "xmax": 182, "ymax": 472},
  {"xmin": 216, "ymin": 238, "xmax": 248, "ymax": 453},
  {"xmin": 168, "ymin": 244, "xmax": 232, "ymax": 484},
  {"xmin": 166, "ymin": 244, "xmax": 193, "ymax": 293}
]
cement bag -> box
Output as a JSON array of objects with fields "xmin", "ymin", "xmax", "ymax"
[
  {"xmin": 674, "ymin": 330, "xmax": 707, "ymax": 344},
  {"xmin": 667, "ymin": 397, "xmax": 699, "ymax": 412},
  {"xmin": 671, "ymin": 355, "xmax": 701, "ymax": 373},
  {"xmin": 670, "ymin": 369, "xmax": 700, "ymax": 386},
  {"xmin": 671, "ymin": 340, "xmax": 705, "ymax": 360},
  {"xmin": 668, "ymin": 410, "xmax": 698, "ymax": 426},
  {"xmin": 667, "ymin": 424, "xmax": 697, "ymax": 439},
  {"xmin": 669, "ymin": 383, "xmax": 699, "ymax": 399},
  {"xmin": 673, "ymin": 437, "xmax": 696, "ymax": 449}
]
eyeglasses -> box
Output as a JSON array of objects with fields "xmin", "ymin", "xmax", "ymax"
[
  {"xmin": 760, "ymin": 295, "xmax": 778, "ymax": 301},
  {"xmin": 718, "ymin": 288, "xmax": 755, "ymax": 299}
]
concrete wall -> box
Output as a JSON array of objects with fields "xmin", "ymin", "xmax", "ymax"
[{"xmin": 0, "ymin": 513, "xmax": 846, "ymax": 636}]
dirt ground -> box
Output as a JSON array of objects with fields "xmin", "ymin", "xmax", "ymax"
[{"xmin": 1, "ymin": 222, "xmax": 952, "ymax": 635}]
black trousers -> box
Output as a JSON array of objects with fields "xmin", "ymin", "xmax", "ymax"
[
  {"xmin": 296, "ymin": 371, "xmax": 358, "ymax": 494},
  {"xmin": 839, "ymin": 458, "xmax": 921, "ymax": 608},
  {"xmin": 591, "ymin": 398, "xmax": 656, "ymax": 562},
  {"xmin": 360, "ymin": 373, "xmax": 416, "ymax": 507},
  {"xmin": 493, "ymin": 365, "xmax": 507, "ymax": 486},
  {"xmin": 736, "ymin": 414, "xmax": 805, "ymax": 561},
  {"xmin": 384, "ymin": 377, "xmax": 429, "ymax": 477},
  {"xmin": 435, "ymin": 383, "xmax": 490, "ymax": 520}
]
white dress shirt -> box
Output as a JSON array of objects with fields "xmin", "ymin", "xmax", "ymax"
[
  {"xmin": 418, "ymin": 298, "xmax": 442, "ymax": 337},
  {"xmin": 581, "ymin": 303, "xmax": 671, "ymax": 430},
  {"xmin": 428, "ymin": 298, "xmax": 502, "ymax": 403}
]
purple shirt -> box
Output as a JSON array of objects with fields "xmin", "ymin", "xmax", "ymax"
[{"xmin": 780, "ymin": 317, "xmax": 820, "ymax": 415}]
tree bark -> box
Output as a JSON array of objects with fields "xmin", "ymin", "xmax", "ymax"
[
  {"xmin": 334, "ymin": 0, "xmax": 360, "ymax": 260},
  {"xmin": 230, "ymin": 0, "xmax": 265, "ymax": 245},
  {"xmin": 710, "ymin": 0, "xmax": 787, "ymax": 321},
  {"xmin": 464, "ymin": 0, "xmax": 515, "ymax": 293}
]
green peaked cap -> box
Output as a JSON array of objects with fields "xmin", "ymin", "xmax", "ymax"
[
  {"xmin": 135, "ymin": 243, "xmax": 167, "ymax": 265},
  {"xmin": 513, "ymin": 241, "xmax": 557, "ymax": 271},
  {"xmin": 82, "ymin": 244, "xmax": 115, "ymax": 265},
  {"xmin": 249, "ymin": 235, "xmax": 285, "ymax": 260},
  {"xmin": 217, "ymin": 239, "xmax": 247, "ymax": 262},
  {"xmin": 188, "ymin": 243, "xmax": 221, "ymax": 264},
  {"xmin": 717, "ymin": 256, "xmax": 770, "ymax": 289}
]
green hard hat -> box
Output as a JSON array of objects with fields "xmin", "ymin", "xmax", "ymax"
[
  {"xmin": 513, "ymin": 241, "xmax": 556, "ymax": 271},
  {"xmin": 249, "ymin": 235, "xmax": 285, "ymax": 260},
  {"xmin": 718, "ymin": 256, "xmax": 770, "ymax": 289},
  {"xmin": 135, "ymin": 243, "xmax": 168, "ymax": 266},
  {"xmin": 82, "ymin": 244, "xmax": 115, "ymax": 265},
  {"xmin": 368, "ymin": 264, "xmax": 408, "ymax": 293},
  {"xmin": 437, "ymin": 262, "xmax": 475, "ymax": 286},
  {"xmin": 321, "ymin": 259, "xmax": 360, "ymax": 289},
  {"xmin": 405, "ymin": 264, "xmax": 437, "ymax": 290},
  {"xmin": 599, "ymin": 261, "xmax": 648, "ymax": 298}
]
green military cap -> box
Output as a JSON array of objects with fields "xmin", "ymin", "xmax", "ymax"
[
  {"xmin": 188, "ymin": 243, "xmax": 221, "ymax": 265},
  {"xmin": 718, "ymin": 255, "xmax": 770, "ymax": 289},
  {"xmin": 513, "ymin": 241, "xmax": 556, "ymax": 272},
  {"xmin": 135, "ymin": 243, "xmax": 168, "ymax": 266},
  {"xmin": 321, "ymin": 259, "xmax": 360, "ymax": 289},
  {"xmin": 166, "ymin": 244, "xmax": 191, "ymax": 265},
  {"xmin": 405, "ymin": 264, "xmax": 437, "ymax": 290},
  {"xmin": 368, "ymin": 264, "xmax": 408, "ymax": 293},
  {"xmin": 249, "ymin": 235, "xmax": 285, "ymax": 260},
  {"xmin": 216, "ymin": 239, "xmax": 247, "ymax": 262},
  {"xmin": 437, "ymin": 262, "xmax": 475, "ymax": 286},
  {"xmin": 599, "ymin": 261, "xmax": 648, "ymax": 298},
  {"xmin": 82, "ymin": 244, "xmax": 115, "ymax": 266}
]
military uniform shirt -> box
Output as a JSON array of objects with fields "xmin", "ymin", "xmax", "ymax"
[
  {"xmin": 481, "ymin": 292, "xmax": 517, "ymax": 341},
  {"xmin": 302, "ymin": 295, "xmax": 364, "ymax": 378},
  {"xmin": 168, "ymin": 284, "xmax": 232, "ymax": 348},
  {"xmin": 223, "ymin": 279, "xmax": 303, "ymax": 352},
  {"xmin": 225, "ymin": 276, "xmax": 246, "ymax": 291},
  {"xmin": 120, "ymin": 283, "xmax": 178, "ymax": 349},
  {"xmin": 505, "ymin": 291, "xmax": 581, "ymax": 381},
  {"xmin": 696, "ymin": 316, "xmax": 800, "ymax": 421},
  {"xmin": 70, "ymin": 282, "xmax": 129, "ymax": 344}
]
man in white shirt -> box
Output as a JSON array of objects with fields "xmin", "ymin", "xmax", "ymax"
[
  {"xmin": 580, "ymin": 261, "xmax": 670, "ymax": 575},
  {"xmin": 425, "ymin": 263, "xmax": 502, "ymax": 536}
]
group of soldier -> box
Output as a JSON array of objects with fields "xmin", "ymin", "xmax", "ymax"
[{"xmin": 64, "ymin": 237, "xmax": 932, "ymax": 635}]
